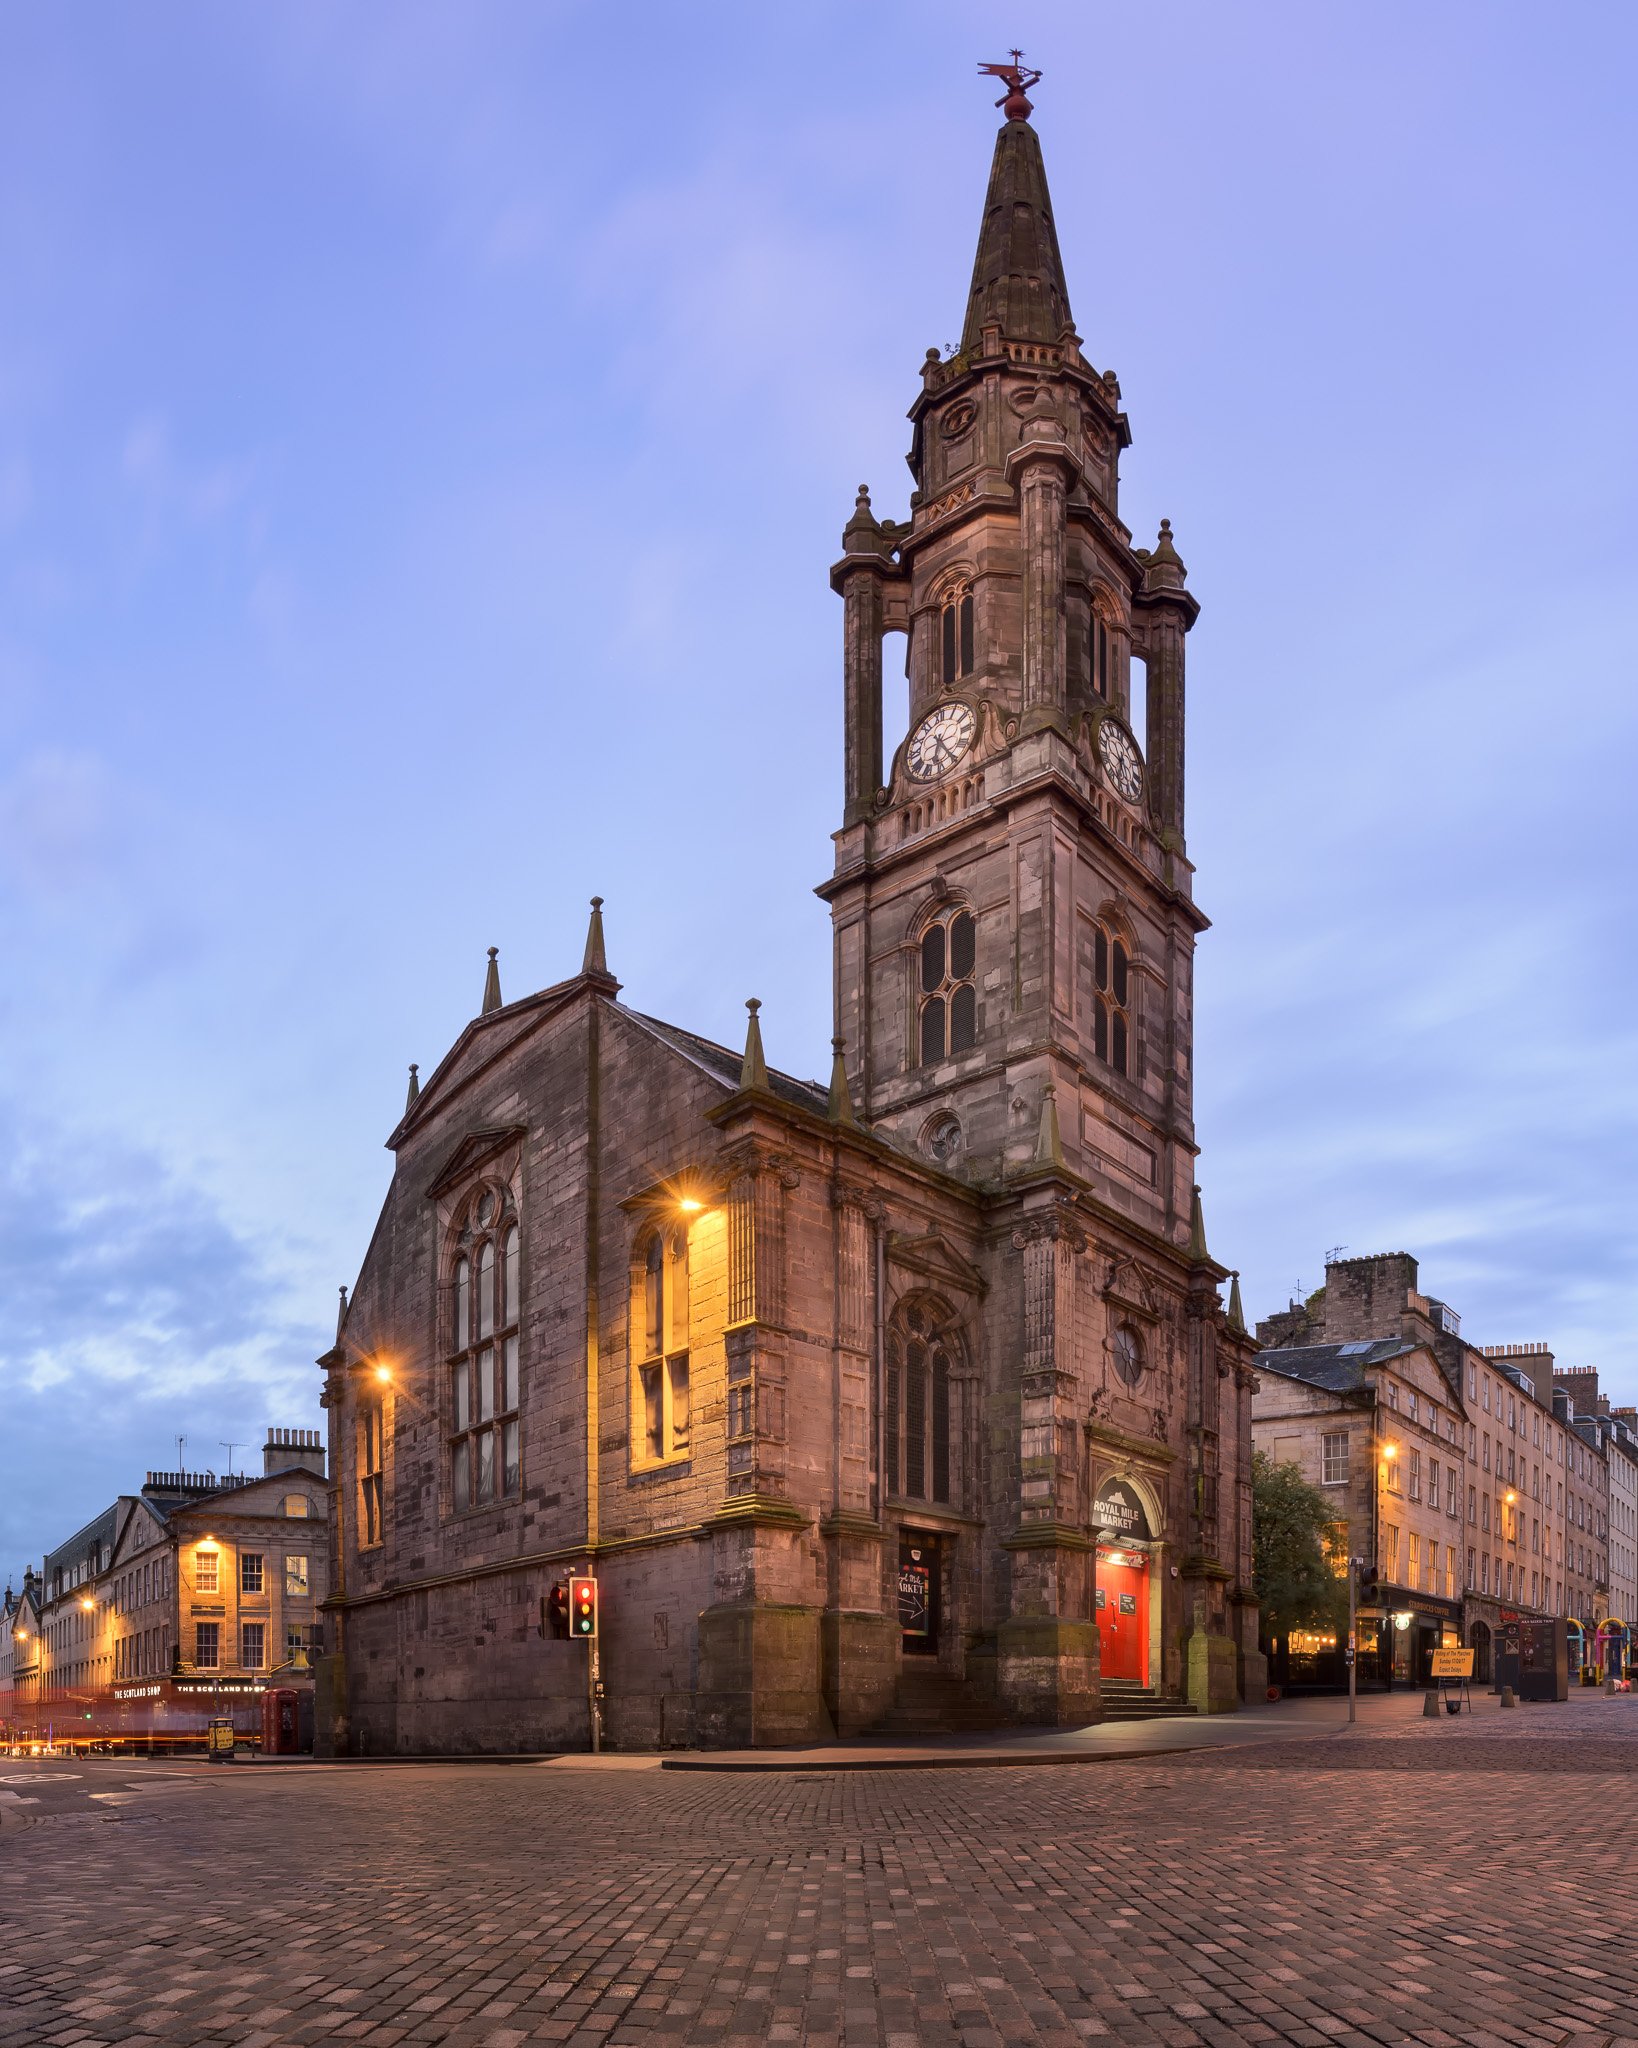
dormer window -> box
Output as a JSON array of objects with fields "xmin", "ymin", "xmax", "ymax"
[
  {"xmin": 938, "ymin": 582, "xmax": 975, "ymax": 688},
  {"xmin": 919, "ymin": 909, "xmax": 977, "ymax": 1064}
]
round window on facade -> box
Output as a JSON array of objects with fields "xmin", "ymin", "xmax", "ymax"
[{"xmin": 1111, "ymin": 1324, "xmax": 1144, "ymax": 1387}]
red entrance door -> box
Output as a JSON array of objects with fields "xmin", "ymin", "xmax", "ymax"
[{"xmin": 1096, "ymin": 1549, "xmax": 1149, "ymax": 1684}]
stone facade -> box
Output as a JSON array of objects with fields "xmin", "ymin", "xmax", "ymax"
[
  {"xmin": 1257, "ymin": 1252, "xmax": 1615, "ymax": 1684},
  {"xmin": 316, "ymin": 94, "xmax": 1259, "ymax": 1755}
]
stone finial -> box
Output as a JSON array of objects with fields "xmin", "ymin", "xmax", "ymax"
[
  {"xmin": 1188, "ymin": 1184, "xmax": 1210, "ymax": 1263},
  {"xmin": 739, "ymin": 999, "xmax": 769, "ymax": 1093},
  {"xmin": 1227, "ymin": 1269, "xmax": 1246, "ymax": 1335},
  {"xmin": 1032, "ymin": 1082, "xmax": 1067, "ymax": 1171},
  {"xmin": 336, "ymin": 1285, "xmax": 349, "ymax": 1343},
  {"xmin": 404, "ymin": 1063, "xmax": 420, "ymax": 1114},
  {"xmin": 481, "ymin": 946, "xmax": 502, "ymax": 1015},
  {"xmin": 827, "ymin": 1037, "xmax": 858, "ymax": 1128},
  {"xmin": 582, "ymin": 895, "xmax": 608, "ymax": 977},
  {"xmin": 1143, "ymin": 517, "xmax": 1188, "ymax": 593},
  {"xmin": 842, "ymin": 484, "xmax": 888, "ymax": 558}
]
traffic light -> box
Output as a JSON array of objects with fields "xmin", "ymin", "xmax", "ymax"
[
  {"xmin": 544, "ymin": 1582, "xmax": 571, "ymax": 1641},
  {"xmin": 1356, "ymin": 1560, "xmax": 1380, "ymax": 1606},
  {"xmin": 568, "ymin": 1575, "xmax": 598, "ymax": 1639}
]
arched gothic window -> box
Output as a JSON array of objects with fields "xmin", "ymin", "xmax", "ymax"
[
  {"xmin": 938, "ymin": 581, "xmax": 975, "ymax": 689},
  {"xmin": 448, "ymin": 1187, "xmax": 521, "ymax": 1513},
  {"xmin": 632, "ymin": 1227, "xmax": 690, "ymax": 1464},
  {"xmin": 919, "ymin": 907, "xmax": 977, "ymax": 1065},
  {"xmin": 886, "ymin": 1296, "xmax": 963, "ymax": 1505},
  {"xmin": 1092, "ymin": 921, "xmax": 1131, "ymax": 1076}
]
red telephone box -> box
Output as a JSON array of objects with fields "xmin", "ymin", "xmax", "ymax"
[{"xmin": 261, "ymin": 1688, "xmax": 313, "ymax": 1754}]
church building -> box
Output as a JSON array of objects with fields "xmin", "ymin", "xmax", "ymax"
[{"xmin": 316, "ymin": 66, "xmax": 1262, "ymax": 1753}]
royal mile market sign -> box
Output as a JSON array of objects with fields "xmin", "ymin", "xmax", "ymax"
[{"xmin": 1093, "ymin": 1478, "xmax": 1152, "ymax": 1542}]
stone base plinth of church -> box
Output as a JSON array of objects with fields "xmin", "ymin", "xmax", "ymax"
[
  {"xmin": 819, "ymin": 1610, "xmax": 900, "ymax": 1737},
  {"xmin": 696, "ymin": 1601, "xmax": 832, "ymax": 1748},
  {"xmin": 996, "ymin": 1617, "xmax": 1102, "ymax": 1726},
  {"xmin": 1186, "ymin": 1628, "xmax": 1240, "ymax": 1713}
]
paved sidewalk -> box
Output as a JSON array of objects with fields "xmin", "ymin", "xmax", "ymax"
[{"xmin": 3, "ymin": 1692, "xmax": 1635, "ymax": 2047}]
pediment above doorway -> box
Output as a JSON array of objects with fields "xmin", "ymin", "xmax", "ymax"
[{"xmin": 886, "ymin": 1228, "xmax": 987, "ymax": 1297}]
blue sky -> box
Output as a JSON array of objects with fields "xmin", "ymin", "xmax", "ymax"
[{"xmin": 3, "ymin": 2, "xmax": 1636, "ymax": 1570}]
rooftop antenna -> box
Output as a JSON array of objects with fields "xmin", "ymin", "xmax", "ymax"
[
  {"xmin": 1325, "ymin": 1245, "xmax": 1348, "ymax": 1265},
  {"xmin": 220, "ymin": 1441, "xmax": 243, "ymax": 1478},
  {"xmin": 175, "ymin": 1433, "xmax": 186, "ymax": 1474}
]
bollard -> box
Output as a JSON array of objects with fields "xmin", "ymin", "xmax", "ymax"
[
  {"xmin": 1606, "ymin": 1676, "xmax": 1617, "ymax": 1695},
  {"xmin": 1500, "ymin": 1685, "xmax": 1516, "ymax": 1708},
  {"xmin": 1423, "ymin": 1688, "xmax": 1440, "ymax": 1719}
]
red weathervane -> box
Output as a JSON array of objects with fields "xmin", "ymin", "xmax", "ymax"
[{"xmin": 978, "ymin": 50, "xmax": 1042, "ymax": 122}]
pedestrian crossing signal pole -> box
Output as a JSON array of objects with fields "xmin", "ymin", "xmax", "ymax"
[{"xmin": 569, "ymin": 1573, "xmax": 601, "ymax": 1752}]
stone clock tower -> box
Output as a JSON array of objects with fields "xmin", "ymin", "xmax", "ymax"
[
  {"xmin": 316, "ymin": 65, "xmax": 1260, "ymax": 1761},
  {"xmin": 822, "ymin": 82, "xmax": 1201, "ymax": 1246}
]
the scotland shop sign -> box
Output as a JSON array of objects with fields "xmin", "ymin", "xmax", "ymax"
[{"xmin": 1093, "ymin": 1478, "xmax": 1152, "ymax": 1541}]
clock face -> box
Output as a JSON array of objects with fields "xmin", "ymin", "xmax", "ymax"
[
  {"xmin": 1097, "ymin": 720, "xmax": 1144, "ymax": 802},
  {"xmin": 906, "ymin": 700, "xmax": 976, "ymax": 782}
]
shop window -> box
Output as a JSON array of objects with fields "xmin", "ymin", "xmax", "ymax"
[{"xmin": 918, "ymin": 908, "xmax": 977, "ymax": 1065}]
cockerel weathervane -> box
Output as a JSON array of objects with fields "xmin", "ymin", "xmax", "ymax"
[{"xmin": 978, "ymin": 50, "xmax": 1042, "ymax": 122}]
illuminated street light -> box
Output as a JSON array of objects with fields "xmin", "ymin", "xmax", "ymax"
[
  {"xmin": 678, "ymin": 1198, "xmax": 704, "ymax": 1213},
  {"xmin": 374, "ymin": 1363, "xmax": 393, "ymax": 1385}
]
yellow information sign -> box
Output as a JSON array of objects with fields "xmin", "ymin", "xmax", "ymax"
[{"xmin": 1430, "ymin": 1647, "xmax": 1474, "ymax": 1678}]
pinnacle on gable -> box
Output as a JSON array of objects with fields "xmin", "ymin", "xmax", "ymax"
[
  {"xmin": 1188, "ymin": 1184, "xmax": 1210, "ymax": 1264},
  {"xmin": 336, "ymin": 1285, "xmax": 349, "ymax": 1344},
  {"xmin": 404, "ymin": 1063, "xmax": 420, "ymax": 1114},
  {"xmin": 739, "ymin": 998, "xmax": 769, "ymax": 1092},
  {"xmin": 1032, "ymin": 1082, "xmax": 1067, "ymax": 1171},
  {"xmin": 827, "ymin": 1037, "xmax": 858, "ymax": 1127},
  {"xmin": 481, "ymin": 946, "xmax": 502, "ymax": 1015},
  {"xmin": 582, "ymin": 895, "xmax": 609, "ymax": 978},
  {"xmin": 1227, "ymin": 1269, "xmax": 1246, "ymax": 1335},
  {"xmin": 961, "ymin": 112, "xmax": 1073, "ymax": 354},
  {"xmin": 842, "ymin": 484, "xmax": 884, "ymax": 556}
]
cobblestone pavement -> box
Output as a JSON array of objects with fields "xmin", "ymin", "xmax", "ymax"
[{"xmin": 4, "ymin": 1697, "xmax": 1638, "ymax": 2048}]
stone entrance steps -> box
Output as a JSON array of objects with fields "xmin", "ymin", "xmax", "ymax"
[
  {"xmin": 866, "ymin": 1667, "xmax": 1197, "ymax": 1736},
  {"xmin": 867, "ymin": 1663, "xmax": 1003, "ymax": 1736},
  {"xmin": 1100, "ymin": 1679, "xmax": 1197, "ymax": 1721}
]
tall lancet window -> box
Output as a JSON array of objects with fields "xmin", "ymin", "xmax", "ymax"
[
  {"xmin": 919, "ymin": 907, "xmax": 977, "ymax": 1065},
  {"xmin": 447, "ymin": 1188, "xmax": 522, "ymax": 1513},
  {"xmin": 1091, "ymin": 608, "xmax": 1111, "ymax": 699},
  {"xmin": 1092, "ymin": 921, "xmax": 1132, "ymax": 1076},
  {"xmin": 632, "ymin": 1227, "xmax": 691, "ymax": 1465},
  {"xmin": 938, "ymin": 581, "xmax": 975, "ymax": 689},
  {"xmin": 886, "ymin": 1296, "xmax": 964, "ymax": 1505}
]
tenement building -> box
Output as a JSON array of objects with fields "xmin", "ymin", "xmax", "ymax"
[
  {"xmin": 317, "ymin": 68, "xmax": 1260, "ymax": 1754},
  {"xmin": 1, "ymin": 1428, "xmax": 330, "ymax": 1746},
  {"xmin": 1255, "ymin": 1252, "xmax": 1615, "ymax": 1685}
]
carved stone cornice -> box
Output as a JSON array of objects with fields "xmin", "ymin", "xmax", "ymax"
[
  {"xmin": 1084, "ymin": 1419, "xmax": 1178, "ymax": 1467},
  {"xmin": 830, "ymin": 1181, "xmax": 886, "ymax": 1222}
]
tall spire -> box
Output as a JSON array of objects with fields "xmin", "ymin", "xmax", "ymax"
[
  {"xmin": 481, "ymin": 946, "xmax": 502, "ymax": 1015},
  {"xmin": 961, "ymin": 88, "xmax": 1073, "ymax": 353}
]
